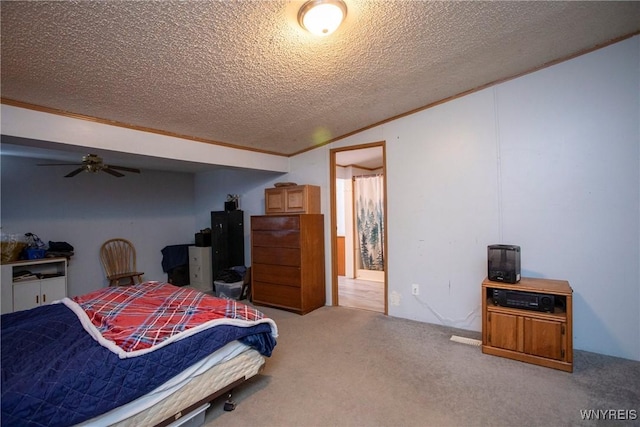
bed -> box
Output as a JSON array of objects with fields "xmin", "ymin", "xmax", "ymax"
[{"xmin": 1, "ymin": 281, "xmax": 278, "ymax": 427}]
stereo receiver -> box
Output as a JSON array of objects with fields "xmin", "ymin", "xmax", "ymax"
[{"xmin": 492, "ymin": 289, "xmax": 555, "ymax": 312}]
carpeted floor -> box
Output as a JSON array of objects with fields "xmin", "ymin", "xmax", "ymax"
[{"xmin": 203, "ymin": 305, "xmax": 639, "ymax": 427}]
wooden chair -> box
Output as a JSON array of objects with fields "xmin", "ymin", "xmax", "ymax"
[{"xmin": 100, "ymin": 238, "xmax": 144, "ymax": 286}]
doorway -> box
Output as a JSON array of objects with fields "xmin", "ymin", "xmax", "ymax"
[{"xmin": 330, "ymin": 142, "xmax": 387, "ymax": 314}]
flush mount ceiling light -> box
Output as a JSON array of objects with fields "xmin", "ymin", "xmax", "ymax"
[{"xmin": 298, "ymin": 0, "xmax": 347, "ymax": 36}]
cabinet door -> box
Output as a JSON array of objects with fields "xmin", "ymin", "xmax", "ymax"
[
  {"xmin": 211, "ymin": 211, "xmax": 230, "ymax": 278},
  {"xmin": 211, "ymin": 211, "xmax": 244, "ymax": 278},
  {"xmin": 265, "ymin": 189, "xmax": 286, "ymax": 214},
  {"xmin": 487, "ymin": 311, "xmax": 518, "ymax": 351},
  {"xmin": 1, "ymin": 265, "xmax": 13, "ymax": 314},
  {"xmin": 524, "ymin": 317, "xmax": 564, "ymax": 360},
  {"xmin": 41, "ymin": 277, "xmax": 66, "ymax": 304},
  {"xmin": 227, "ymin": 210, "xmax": 245, "ymax": 268},
  {"xmin": 285, "ymin": 187, "xmax": 307, "ymax": 212},
  {"xmin": 13, "ymin": 281, "xmax": 42, "ymax": 312}
]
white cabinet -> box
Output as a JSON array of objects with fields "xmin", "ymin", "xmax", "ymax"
[
  {"xmin": 1, "ymin": 258, "xmax": 68, "ymax": 314},
  {"xmin": 188, "ymin": 246, "xmax": 212, "ymax": 293}
]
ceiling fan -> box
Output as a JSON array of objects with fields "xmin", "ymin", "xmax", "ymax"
[{"xmin": 37, "ymin": 154, "xmax": 141, "ymax": 178}]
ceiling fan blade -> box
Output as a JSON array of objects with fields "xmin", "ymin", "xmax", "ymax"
[
  {"xmin": 37, "ymin": 154, "xmax": 138, "ymax": 177},
  {"xmin": 38, "ymin": 163, "xmax": 83, "ymax": 166},
  {"xmin": 102, "ymin": 168, "xmax": 125, "ymax": 177},
  {"xmin": 64, "ymin": 167, "xmax": 85, "ymax": 178},
  {"xmin": 106, "ymin": 165, "xmax": 141, "ymax": 173}
]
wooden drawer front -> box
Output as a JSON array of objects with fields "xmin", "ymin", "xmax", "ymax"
[
  {"xmin": 252, "ymin": 215, "xmax": 300, "ymax": 231},
  {"xmin": 252, "ymin": 264, "xmax": 301, "ymax": 287},
  {"xmin": 252, "ymin": 247, "xmax": 301, "ymax": 267},
  {"xmin": 253, "ymin": 281, "xmax": 302, "ymax": 310},
  {"xmin": 252, "ymin": 230, "xmax": 301, "ymax": 248}
]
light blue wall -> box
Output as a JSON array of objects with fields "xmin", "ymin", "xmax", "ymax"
[
  {"xmin": 193, "ymin": 167, "xmax": 287, "ymax": 263},
  {"xmin": 307, "ymin": 35, "xmax": 639, "ymax": 361},
  {"xmin": 0, "ymin": 156, "xmax": 196, "ymax": 297},
  {"xmin": 1, "ymin": 37, "xmax": 637, "ymax": 361},
  {"xmin": 494, "ymin": 39, "xmax": 639, "ymax": 358}
]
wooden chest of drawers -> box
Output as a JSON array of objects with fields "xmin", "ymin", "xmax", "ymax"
[{"xmin": 251, "ymin": 214, "xmax": 325, "ymax": 314}]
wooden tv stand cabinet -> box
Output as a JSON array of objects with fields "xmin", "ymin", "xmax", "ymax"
[{"xmin": 482, "ymin": 277, "xmax": 573, "ymax": 372}]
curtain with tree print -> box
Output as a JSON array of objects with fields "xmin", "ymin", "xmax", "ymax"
[{"xmin": 354, "ymin": 174, "xmax": 384, "ymax": 271}]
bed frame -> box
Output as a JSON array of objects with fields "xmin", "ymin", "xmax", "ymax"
[{"xmin": 108, "ymin": 348, "xmax": 265, "ymax": 427}]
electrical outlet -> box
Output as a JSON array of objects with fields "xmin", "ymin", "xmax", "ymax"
[{"xmin": 412, "ymin": 284, "xmax": 419, "ymax": 295}]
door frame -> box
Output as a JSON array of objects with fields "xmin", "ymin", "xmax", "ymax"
[{"xmin": 330, "ymin": 141, "xmax": 388, "ymax": 314}]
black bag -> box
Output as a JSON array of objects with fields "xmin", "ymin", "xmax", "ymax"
[
  {"xmin": 48, "ymin": 241, "xmax": 74, "ymax": 252},
  {"xmin": 215, "ymin": 269, "xmax": 242, "ymax": 283}
]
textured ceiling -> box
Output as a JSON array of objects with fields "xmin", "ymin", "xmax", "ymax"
[{"xmin": 1, "ymin": 1, "xmax": 639, "ymax": 158}]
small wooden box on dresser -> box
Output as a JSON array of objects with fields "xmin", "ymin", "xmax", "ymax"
[
  {"xmin": 264, "ymin": 185, "xmax": 320, "ymax": 214},
  {"xmin": 482, "ymin": 277, "xmax": 573, "ymax": 372},
  {"xmin": 251, "ymin": 214, "xmax": 325, "ymax": 315}
]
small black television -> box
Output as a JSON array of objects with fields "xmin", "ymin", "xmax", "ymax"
[{"xmin": 488, "ymin": 244, "xmax": 521, "ymax": 283}]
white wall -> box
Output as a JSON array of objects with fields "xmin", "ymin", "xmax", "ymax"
[
  {"xmin": 1, "ymin": 156, "xmax": 196, "ymax": 297},
  {"xmin": 295, "ymin": 36, "xmax": 639, "ymax": 361},
  {"xmin": 1, "ymin": 105, "xmax": 289, "ymax": 173}
]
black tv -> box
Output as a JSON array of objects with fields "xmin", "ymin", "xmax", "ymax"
[{"xmin": 488, "ymin": 244, "xmax": 521, "ymax": 283}]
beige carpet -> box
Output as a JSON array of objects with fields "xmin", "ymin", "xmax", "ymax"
[{"xmin": 203, "ymin": 305, "xmax": 640, "ymax": 427}]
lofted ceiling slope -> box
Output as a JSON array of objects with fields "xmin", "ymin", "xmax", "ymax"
[{"xmin": 1, "ymin": 1, "xmax": 639, "ymax": 160}]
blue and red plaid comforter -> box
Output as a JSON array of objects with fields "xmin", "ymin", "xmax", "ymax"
[
  {"xmin": 65, "ymin": 281, "xmax": 277, "ymax": 358},
  {"xmin": 1, "ymin": 283, "xmax": 277, "ymax": 427}
]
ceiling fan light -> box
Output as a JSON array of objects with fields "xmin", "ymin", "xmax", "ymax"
[{"xmin": 298, "ymin": 0, "xmax": 347, "ymax": 36}]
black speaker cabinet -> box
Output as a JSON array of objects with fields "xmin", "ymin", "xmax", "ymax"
[
  {"xmin": 211, "ymin": 210, "xmax": 245, "ymax": 280},
  {"xmin": 488, "ymin": 244, "xmax": 521, "ymax": 283}
]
